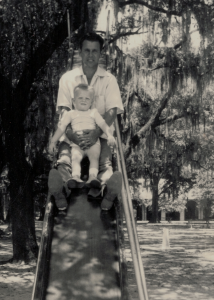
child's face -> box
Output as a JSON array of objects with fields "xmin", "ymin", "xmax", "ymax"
[{"xmin": 74, "ymin": 89, "xmax": 93, "ymax": 111}]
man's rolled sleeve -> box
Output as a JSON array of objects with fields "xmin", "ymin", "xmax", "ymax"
[
  {"xmin": 58, "ymin": 111, "xmax": 72, "ymax": 132},
  {"xmin": 105, "ymin": 76, "xmax": 123, "ymax": 114},
  {"xmin": 93, "ymin": 109, "xmax": 106, "ymax": 128},
  {"xmin": 56, "ymin": 76, "xmax": 73, "ymax": 114}
]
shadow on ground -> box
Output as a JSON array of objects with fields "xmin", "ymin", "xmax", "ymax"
[{"xmin": 124, "ymin": 226, "xmax": 214, "ymax": 300}]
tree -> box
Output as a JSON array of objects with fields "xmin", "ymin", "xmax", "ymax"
[
  {"xmin": 108, "ymin": 0, "xmax": 214, "ymax": 222},
  {"xmin": 0, "ymin": 0, "xmax": 91, "ymax": 262},
  {"xmin": 192, "ymin": 171, "xmax": 214, "ymax": 221}
]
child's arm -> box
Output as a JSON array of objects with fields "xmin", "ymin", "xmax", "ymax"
[
  {"xmin": 93, "ymin": 110, "xmax": 115, "ymax": 147},
  {"xmin": 48, "ymin": 128, "xmax": 64, "ymax": 154},
  {"xmin": 49, "ymin": 111, "xmax": 71, "ymax": 154},
  {"xmin": 99, "ymin": 122, "xmax": 115, "ymax": 147}
]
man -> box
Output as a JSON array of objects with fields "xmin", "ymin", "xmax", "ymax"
[{"xmin": 48, "ymin": 32, "xmax": 123, "ymax": 210}]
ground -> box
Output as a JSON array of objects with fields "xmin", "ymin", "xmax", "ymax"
[
  {"xmin": 0, "ymin": 222, "xmax": 41, "ymax": 300},
  {"xmin": 124, "ymin": 224, "xmax": 214, "ymax": 300},
  {"xmin": 0, "ymin": 222, "xmax": 214, "ymax": 300}
]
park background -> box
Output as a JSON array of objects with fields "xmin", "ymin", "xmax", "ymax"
[{"xmin": 0, "ymin": 0, "xmax": 214, "ymax": 299}]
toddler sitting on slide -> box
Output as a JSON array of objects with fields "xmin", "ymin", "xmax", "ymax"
[{"xmin": 49, "ymin": 83, "xmax": 115, "ymax": 189}]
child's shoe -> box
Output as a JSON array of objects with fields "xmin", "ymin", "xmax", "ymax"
[
  {"xmin": 86, "ymin": 175, "xmax": 101, "ymax": 189},
  {"xmin": 67, "ymin": 176, "xmax": 85, "ymax": 189}
]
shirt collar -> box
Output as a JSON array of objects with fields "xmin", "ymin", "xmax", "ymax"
[{"xmin": 79, "ymin": 65, "xmax": 107, "ymax": 77}]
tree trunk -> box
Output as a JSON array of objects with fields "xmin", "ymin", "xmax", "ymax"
[
  {"xmin": 0, "ymin": 0, "xmax": 90, "ymax": 263},
  {"xmin": 10, "ymin": 161, "xmax": 38, "ymax": 262},
  {"xmin": 9, "ymin": 98, "xmax": 38, "ymax": 262},
  {"xmin": 0, "ymin": 77, "xmax": 38, "ymax": 262},
  {"xmin": 151, "ymin": 175, "xmax": 159, "ymax": 223},
  {"xmin": 8, "ymin": 118, "xmax": 38, "ymax": 262}
]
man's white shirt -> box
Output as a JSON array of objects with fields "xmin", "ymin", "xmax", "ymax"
[{"xmin": 57, "ymin": 65, "xmax": 123, "ymax": 142}]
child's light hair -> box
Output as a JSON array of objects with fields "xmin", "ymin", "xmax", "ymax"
[{"xmin": 74, "ymin": 83, "xmax": 95, "ymax": 100}]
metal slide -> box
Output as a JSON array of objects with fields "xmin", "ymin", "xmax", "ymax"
[
  {"xmin": 31, "ymin": 120, "xmax": 148, "ymax": 300},
  {"xmin": 32, "ymin": 189, "xmax": 121, "ymax": 300}
]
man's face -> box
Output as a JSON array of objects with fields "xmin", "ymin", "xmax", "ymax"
[{"xmin": 79, "ymin": 40, "xmax": 101, "ymax": 69}]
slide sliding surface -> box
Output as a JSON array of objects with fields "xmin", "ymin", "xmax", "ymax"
[{"xmin": 33, "ymin": 189, "xmax": 121, "ymax": 300}]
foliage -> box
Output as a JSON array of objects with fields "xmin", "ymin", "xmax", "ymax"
[
  {"xmin": 192, "ymin": 171, "xmax": 214, "ymax": 218},
  {"xmin": 0, "ymin": 0, "xmax": 101, "ymax": 169},
  {"xmin": 24, "ymin": 43, "xmax": 69, "ymax": 167},
  {"xmin": 111, "ymin": 0, "xmax": 214, "ymax": 221},
  {"xmin": 0, "ymin": 0, "xmax": 92, "ymax": 261}
]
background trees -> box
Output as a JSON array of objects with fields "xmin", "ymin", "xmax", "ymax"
[
  {"xmin": 108, "ymin": 0, "xmax": 214, "ymax": 222},
  {"xmin": 1, "ymin": 0, "xmax": 214, "ymax": 263}
]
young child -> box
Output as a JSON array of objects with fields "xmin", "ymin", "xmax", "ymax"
[{"xmin": 49, "ymin": 83, "xmax": 115, "ymax": 189}]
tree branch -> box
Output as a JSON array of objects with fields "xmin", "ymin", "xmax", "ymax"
[
  {"xmin": 117, "ymin": 0, "xmax": 185, "ymax": 16},
  {"xmin": 109, "ymin": 28, "xmax": 147, "ymax": 44},
  {"xmin": 174, "ymin": 29, "xmax": 198, "ymax": 49},
  {"xmin": 148, "ymin": 29, "xmax": 199, "ymax": 71},
  {"xmin": 14, "ymin": 1, "xmax": 87, "ymax": 111},
  {"xmin": 190, "ymin": 159, "xmax": 209, "ymax": 171},
  {"xmin": 155, "ymin": 112, "xmax": 186, "ymax": 127},
  {"xmin": 15, "ymin": 19, "xmax": 68, "ymax": 107},
  {"xmin": 148, "ymin": 63, "xmax": 169, "ymax": 72},
  {"xmin": 131, "ymin": 89, "xmax": 172, "ymax": 146},
  {"xmin": 158, "ymin": 182, "xmax": 175, "ymax": 197}
]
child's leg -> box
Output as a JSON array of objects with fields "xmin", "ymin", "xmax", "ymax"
[
  {"xmin": 86, "ymin": 143, "xmax": 101, "ymax": 177},
  {"xmin": 71, "ymin": 145, "xmax": 84, "ymax": 177},
  {"xmin": 67, "ymin": 145, "xmax": 85, "ymax": 189},
  {"xmin": 85, "ymin": 143, "xmax": 101, "ymax": 188}
]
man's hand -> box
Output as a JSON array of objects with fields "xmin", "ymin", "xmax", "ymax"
[
  {"xmin": 66, "ymin": 124, "xmax": 84, "ymax": 146},
  {"xmin": 66, "ymin": 125, "xmax": 100, "ymax": 150},
  {"xmin": 80, "ymin": 129, "xmax": 101, "ymax": 149}
]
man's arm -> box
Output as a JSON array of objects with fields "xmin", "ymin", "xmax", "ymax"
[{"xmin": 60, "ymin": 106, "xmax": 70, "ymax": 115}]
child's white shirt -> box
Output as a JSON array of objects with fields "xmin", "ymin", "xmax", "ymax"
[{"xmin": 58, "ymin": 108, "xmax": 111, "ymax": 144}]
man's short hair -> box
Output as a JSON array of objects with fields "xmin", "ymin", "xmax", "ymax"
[
  {"xmin": 79, "ymin": 32, "xmax": 104, "ymax": 51},
  {"xmin": 74, "ymin": 83, "xmax": 95, "ymax": 99}
]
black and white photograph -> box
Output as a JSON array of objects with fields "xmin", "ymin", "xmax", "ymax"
[{"xmin": 0, "ymin": 1, "xmax": 214, "ymax": 299}]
